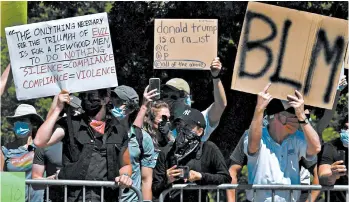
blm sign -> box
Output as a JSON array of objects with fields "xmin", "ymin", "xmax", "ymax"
[{"xmin": 231, "ymin": 2, "xmax": 348, "ymax": 109}]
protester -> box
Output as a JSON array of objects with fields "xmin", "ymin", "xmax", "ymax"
[
  {"xmin": 32, "ymin": 142, "xmax": 63, "ymax": 202},
  {"xmin": 34, "ymin": 87, "xmax": 134, "ymax": 202},
  {"xmin": 243, "ymin": 83, "xmax": 321, "ymax": 202},
  {"xmin": 152, "ymin": 105, "xmax": 231, "ymax": 202},
  {"xmin": 226, "ymin": 134, "xmax": 319, "ymax": 202},
  {"xmin": 1, "ymin": 104, "xmax": 44, "ymax": 202},
  {"xmin": 144, "ymin": 101, "xmax": 174, "ymax": 149},
  {"xmin": 120, "ymin": 87, "xmax": 158, "ymax": 202},
  {"xmin": 162, "ymin": 57, "xmax": 227, "ymax": 141},
  {"xmin": 318, "ymin": 121, "xmax": 348, "ymax": 202}
]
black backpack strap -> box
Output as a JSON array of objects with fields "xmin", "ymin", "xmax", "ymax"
[
  {"xmin": 133, "ymin": 125, "xmax": 144, "ymax": 162},
  {"xmin": 196, "ymin": 142, "xmax": 204, "ymax": 160}
]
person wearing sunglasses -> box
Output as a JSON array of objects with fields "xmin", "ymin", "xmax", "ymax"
[
  {"xmin": 243, "ymin": 83, "xmax": 321, "ymax": 202},
  {"xmin": 1, "ymin": 104, "xmax": 45, "ymax": 202}
]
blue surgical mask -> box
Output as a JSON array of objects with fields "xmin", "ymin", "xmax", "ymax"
[
  {"xmin": 340, "ymin": 130, "xmax": 349, "ymax": 147},
  {"xmin": 13, "ymin": 121, "xmax": 31, "ymax": 138},
  {"xmin": 171, "ymin": 129, "xmax": 178, "ymax": 138},
  {"xmin": 185, "ymin": 96, "xmax": 191, "ymax": 106},
  {"xmin": 111, "ymin": 106, "xmax": 126, "ymax": 119}
]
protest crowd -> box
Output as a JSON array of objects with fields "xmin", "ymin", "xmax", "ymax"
[{"xmin": 1, "ymin": 2, "xmax": 348, "ymax": 202}]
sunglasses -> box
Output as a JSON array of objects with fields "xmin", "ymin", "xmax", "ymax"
[{"xmin": 277, "ymin": 112, "xmax": 298, "ymax": 125}]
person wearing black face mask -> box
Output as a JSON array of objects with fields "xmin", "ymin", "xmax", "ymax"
[
  {"xmin": 34, "ymin": 88, "xmax": 134, "ymax": 202},
  {"xmin": 152, "ymin": 106, "xmax": 231, "ymax": 202}
]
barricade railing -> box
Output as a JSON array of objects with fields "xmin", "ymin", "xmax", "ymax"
[
  {"xmin": 159, "ymin": 184, "xmax": 349, "ymax": 202},
  {"xmin": 26, "ymin": 179, "xmax": 143, "ymax": 202}
]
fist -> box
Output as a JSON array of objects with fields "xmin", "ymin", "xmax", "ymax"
[
  {"xmin": 115, "ymin": 174, "xmax": 132, "ymax": 189},
  {"xmin": 210, "ymin": 57, "xmax": 222, "ymax": 77}
]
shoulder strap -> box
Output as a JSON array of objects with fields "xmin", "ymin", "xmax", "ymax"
[
  {"xmin": 134, "ymin": 125, "xmax": 144, "ymax": 160},
  {"xmin": 196, "ymin": 142, "xmax": 204, "ymax": 160}
]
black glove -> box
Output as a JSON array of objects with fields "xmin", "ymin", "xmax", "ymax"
[{"xmin": 158, "ymin": 120, "xmax": 170, "ymax": 136}]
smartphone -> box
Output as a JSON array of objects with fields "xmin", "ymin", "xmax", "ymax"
[
  {"xmin": 177, "ymin": 166, "xmax": 190, "ymax": 179},
  {"xmin": 149, "ymin": 78, "xmax": 161, "ymax": 100},
  {"xmin": 338, "ymin": 150, "xmax": 346, "ymax": 162}
]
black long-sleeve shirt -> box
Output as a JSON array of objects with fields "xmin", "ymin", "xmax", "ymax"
[{"xmin": 152, "ymin": 141, "xmax": 231, "ymax": 202}]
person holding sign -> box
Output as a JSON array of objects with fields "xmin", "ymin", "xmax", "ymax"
[
  {"xmin": 34, "ymin": 87, "xmax": 136, "ymax": 202},
  {"xmin": 162, "ymin": 57, "xmax": 227, "ymax": 142},
  {"xmin": 243, "ymin": 83, "xmax": 321, "ymax": 202},
  {"xmin": 1, "ymin": 104, "xmax": 44, "ymax": 202}
]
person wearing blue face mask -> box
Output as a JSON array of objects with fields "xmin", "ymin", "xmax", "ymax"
[
  {"xmin": 1, "ymin": 104, "xmax": 45, "ymax": 202},
  {"xmin": 161, "ymin": 57, "xmax": 227, "ymax": 142},
  {"xmin": 319, "ymin": 121, "xmax": 349, "ymax": 202}
]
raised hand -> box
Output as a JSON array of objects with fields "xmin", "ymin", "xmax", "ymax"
[
  {"xmin": 287, "ymin": 90, "xmax": 305, "ymax": 119},
  {"xmin": 210, "ymin": 57, "xmax": 222, "ymax": 77},
  {"xmin": 256, "ymin": 83, "xmax": 273, "ymax": 112},
  {"xmin": 142, "ymin": 85, "xmax": 159, "ymax": 106}
]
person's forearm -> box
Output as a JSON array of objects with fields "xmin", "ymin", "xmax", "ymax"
[
  {"xmin": 1, "ymin": 64, "xmax": 12, "ymax": 96},
  {"xmin": 34, "ymin": 109, "xmax": 61, "ymax": 148},
  {"xmin": 248, "ymin": 109, "xmax": 264, "ymax": 154},
  {"xmin": 316, "ymin": 90, "xmax": 341, "ymax": 135},
  {"xmin": 142, "ymin": 178, "xmax": 153, "ymax": 200},
  {"xmin": 227, "ymin": 173, "xmax": 238, "ymax": 202},
  {"xmin": 213, "ymin": 78, "xmax": 227, "ymax": 110},
  {"xmin": 301, "ymin": 122, "xmax": 321, "ymax": 156},
  {"xmin": 308, "ymin": 177, "xmax": 320, "ymax": 202},
  {"xmin": 119, "ymin": 165, "xmax": 132, "ymax": 177},
  {"xmin": 133, "ymin": 105, "xmax": 147, "ymax": 128}
]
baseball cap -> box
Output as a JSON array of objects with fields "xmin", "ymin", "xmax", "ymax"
[
  {"xmin": 172, "ymin": 102, "xmax": 206, "ymax": 129},
  {"xmin": 266, "ymin": 99, "xmax": 295, "ymax": 115},
  {"xmin": 166, "ymin": 78, "xmax": 190, "ymax": 94},
  {"xmin": 112, "ymin": 85, "xmax": 139, "ymax": 106}
]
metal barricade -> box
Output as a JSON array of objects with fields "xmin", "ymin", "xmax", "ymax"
[
  {"xmin": 159, "ymin": 184, "xmax": 349, "ymax": 202},
  {"xmin": 26, "ymin": 179, "xmax": 143, "ymax": 202}
]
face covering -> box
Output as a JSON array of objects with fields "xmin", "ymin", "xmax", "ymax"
[
  {"xmin": 340, "ymin": 130, "xmax": 349, "ymax": 147},
  {"xmin": 90, "ymin": 120, "xmax": 106, "ymax": 134},
  {"xmin": 174, "ymin": 127, "xmax": 201, "ymax": 162},
  {"xmin": 81, "ymin": 91, "xmax": 103, "ymax": 116},
  {"xmin": 184, "ymin": 96, "xmax": 191, "ymax": 106},
  {"xmin": 111, "ymin": 106, "xmax": 126, "ymax": 119},
  {"xmin": 13, "ymin": 121, "xmax": 31, "ymax": 138}
]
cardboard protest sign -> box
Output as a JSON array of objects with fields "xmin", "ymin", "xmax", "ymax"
[
  {"xmin": 1, "ymin": 172, "xmax": 25, "ymax": 202},
  {"xmin": 5, "ymin": 13, "xmax": 117, "ymax": 100},
  {"xmin": 231, "ymin": 2, "xmax": 348, "ymax": 109},
  {"xmin": 344, "ymin": 44, "xmax": 349, "ymax": 69},
  {"xmin": 154, "ymin": 19, "xmax": 218, "ymax": 70}
]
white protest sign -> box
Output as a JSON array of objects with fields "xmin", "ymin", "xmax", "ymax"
[{"xmin": 5, "ymin": 13, "xmax": 117, "ymax": 100}]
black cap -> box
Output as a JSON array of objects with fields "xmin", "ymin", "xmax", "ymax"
[
  {"xmin": 266, "ymin": 99, "xmax": 295, "ymax": 115},
  {"xmin": 172, "ymin": 103, "xmax": 206, "ymax": 129}
]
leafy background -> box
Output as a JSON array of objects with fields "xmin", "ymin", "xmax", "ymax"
[{"xmin": 1, "ymin": 2, "xmax": 348, "ymax": 201}]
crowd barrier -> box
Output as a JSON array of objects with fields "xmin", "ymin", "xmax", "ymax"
[
  {"xmin": 26, "ymin": 179, "xmax": 143, "ymax": 202},
  {"xmin": 159, "ymin": 184, "xmax": 349, "ymax": 202}
]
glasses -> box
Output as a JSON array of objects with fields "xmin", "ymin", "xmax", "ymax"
[{"xmin": 277, "ymin": 112, "xmax": 298, "ymax": 125}]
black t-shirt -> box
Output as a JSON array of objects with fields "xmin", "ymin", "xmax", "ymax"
[
  {"xmin": 33, "ymin": 142, "xmax": 63, "ymax": 176},
  {"xmin": 33, "ymin": 142, "xmax": 63, "ymax": 202},
  {"xmin": 229, "ymin": 134, "xmax": 247, "ymax": 167},
  {"xmin": 319, "ymin": 138, "xmax": 348, "ymax": 202}
]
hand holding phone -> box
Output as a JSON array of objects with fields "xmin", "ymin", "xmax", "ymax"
[{"xmin": 149, "ymin": 78, "xmax": 160, "ymax": 100}]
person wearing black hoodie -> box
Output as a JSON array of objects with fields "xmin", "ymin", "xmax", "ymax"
[{"xmin": 152, "ymin": 105, "xmax": 231, "ymax": 202}]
